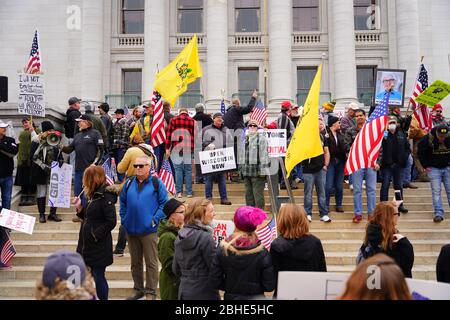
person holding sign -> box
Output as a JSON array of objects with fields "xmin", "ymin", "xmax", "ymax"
[{"xmin": 238, "ymin": 120, "xmax": 270, "ymax": 209}]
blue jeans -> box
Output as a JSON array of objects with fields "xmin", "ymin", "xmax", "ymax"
[
  {"xmin": 74, "ymin": 170, "xmax": 87, "ymax": 209},
  {"xmin": 428, "ymin": 167, "xmax": 450, "ymax": 218},
  {"xmin": 205, "ymin": 173, "xmax": 227, "ymax": 200},
  {"xmin": 402, "ymin": 154, "xmax": 413, "ymax": 185},
  {"xmin": 113, "ymin": 148, "xmax": 126, "ymax": 182},
  {"xmin": 303, "ymin": 170, "xmax": 328, "ymax": 217},
  {"xmin": 173, "ymin": 163, "xmax": 193, "ymax": 195},
  {"xmin": 326, "ymin": 159, "xmax": 345, "ymax": 210},
  {"xmin": 352, "ymin": 168, "xmax": 377, "ymax": 216},
  {"xmin": 0, "ymin": 176, "xmax": 13, "ymax": 210},
  {"xmin": 380, "ymin": 164, "xmax": 403, "ymax": 202},
  {"xmin": 292, "ymin": 164, "xmax": 303, "ymax": 181},
  {"xmin": 90, "ymin": 265, "xmax": 109, "ymax": 300}
]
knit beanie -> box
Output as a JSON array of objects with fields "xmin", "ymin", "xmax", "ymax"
[
  {"xmin": 233, "ymin": 206, "xmax": 267, "ymax": 233},
  {"xmin": 41, "ymin": 121, "xmax": 54, "ymax": 132}
]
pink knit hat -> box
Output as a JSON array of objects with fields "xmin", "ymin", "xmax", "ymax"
[{"xmin": 233, "ymin": 206, "xmax": 267, "ymax": 233}]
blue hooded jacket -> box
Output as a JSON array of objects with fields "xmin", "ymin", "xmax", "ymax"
[{"xmin": 120, "ymin": 176, "xmax": 169, "ymax": 236}]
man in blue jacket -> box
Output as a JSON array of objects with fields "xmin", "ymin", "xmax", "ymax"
[{"xmin": 120, "ymin": 155, "xmax": 168, "ymax": 300}]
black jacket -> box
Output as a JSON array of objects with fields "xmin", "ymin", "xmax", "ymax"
[
  {"xmin": 193, "ymin": 112, "xmax": 213, "ymax": 129},
  {"xmin": 0, "ymin": 135, "xmax": 18, "ymax": 178},
  {"xmin": 325, "ymin": 128, "xmax": 346, "ymax": 162},
  {"xmin": 270, "ymin": 235, "xmax": 327, "ymax": 295},
  {"xmin": 436, "ymin": 244, "xmax": 450, "ymax": 284},
  {"xmin": 418, "ymin": 128, "xmax": 450, "ymax": 169},
  {"xmin": 223, "ymin": 97, "xmax": 256, "ymax": 130},
  {"xmin": 76, "ymin": 185, "xmax": 117, "ymax": 267},
  {"xmin": 378, "ymin": 129, "xmax": 410, "ymax": 168},
  {"xmin": 30, "ymin": 139, "xmax": 63, "ymax": 185},
  {"xmin": 210, "ymin": 235, "xmax": 275, "ymax": 300},
  {"xmin": 64, "ymin": 107, "xmax": 82, "ymax": 139}
]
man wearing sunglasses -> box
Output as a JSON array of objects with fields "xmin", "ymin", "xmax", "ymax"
[{"xmin": 432, "ymin": 104, "xmax": 448, "ymax": 127}]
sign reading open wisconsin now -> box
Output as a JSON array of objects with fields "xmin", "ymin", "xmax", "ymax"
[{"xmin": 199, "ymin": 147, "xmax": 236, "ymax": 174}]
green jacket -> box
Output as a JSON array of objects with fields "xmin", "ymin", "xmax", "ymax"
[
  {"xmin": 157, "ymin": 220, "xmax": 180, "ymax": 300},
  {"xmin": 17, "ymin": 128, "xmax": 40, "ymax": 166},
  {"xmin": 238, "ymin": 132, "xmax": 270, "ymax": 177}
]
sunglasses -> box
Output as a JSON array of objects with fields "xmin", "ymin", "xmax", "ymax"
[
  {"xmin": 248, "ymin": 124, "xmax": 258, "ymax": 128},
  {"xmin": 133, "ymin": 164, "xmax": 149, "ymax": 169}
]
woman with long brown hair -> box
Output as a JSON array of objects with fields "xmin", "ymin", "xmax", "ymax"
[
  {"xmin": 73, "ymin": 165, "xmax": 117, "ymax": 300},
  {"xmin": 357, "ymin": 201, "xmax": 414, "ymax": 278},
  {"xmin": 340, "ymin": 253, "xmax": 412, "ymax": 300}
]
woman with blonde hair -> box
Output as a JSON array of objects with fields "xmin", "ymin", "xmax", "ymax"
[
  {"xmin": 172, "ymin": 198, "xmax": 220, "ymax": 300},
  {"xmin": 270, "ymin": 204, "xmax": 326, "ymax": 295},
  {"xmin": 73, "ymin": 165, "xmax": 117, "ymax": 300},
  {"xmin": 357, "ymin": 201, "xmax": 414, "ymax": 278},
  {"xmin": 340, "ymin": 253, "xmax": 412, "ymax": 300}
]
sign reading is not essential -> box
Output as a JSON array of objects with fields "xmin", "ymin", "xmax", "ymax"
[
  {"xmin": 199, "ymin": 147, "xmax": 236, "ymax": 174},
  {"xmin": 415, "ymin": 80, "xmax": 450, "ymax": 106},
  {"xmin": 18, "ymin": 73, "xmax": 45, "ymax": 117},
  {"xmin": 48, "ymin": 161, "xmax": 73, "ymax": 208},
  {"xmin": 263, "ymin": 129, "xmax": 287, "ymax": 158},
  {"xmin": 0, "ymin": 209, "xmax": 36, "ymax": 235},
  {"xmin": 211, "ymin": 220, "xmax": 235, "ymax": 248}
]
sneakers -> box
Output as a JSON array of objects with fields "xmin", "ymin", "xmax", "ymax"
[
  {"xmin": 113, "ymin": 249, "xmax": 124, "ymax": 257},
  {"xmin": 362, "ymin": 181, "xmax": 366, "ymax": 189},
  {"xmin": 220, "ymin": 199, "xmax": 232, "ymax": 205},
  {"xmin": 295, "ymin": 178, "xmax": 301, "ymax": 183},
  {"xmin": 186, "ymin": 194, "xmax": 193, "ymax": 198},
  {"xmin": 434, "ymin": 216, "xmax": 444, "ymax": 223},
  {"xmin": 352, "ymin": 215, "xmax": 363, "ymax": 223},
  {"xmin": 307, "ymin": 215, "xmax": 312, "ymax": 222},
  {"xmin": 320, "ymin": 215, "xmax": 332, "ymax": 223},
  {"xmin": 335, "ymin": 207, "xmax": 344, "ymax": 213},
  {"xmin": 126, "ymin": 292, "xmax": 145, "ymax": 300},
  {"xmin": 349, "ymin": 184, "xmax": 353, "ymax": 190},
  {"xmin": 176, "ymin": 193, "xmax": 183, "ymax": 199}
]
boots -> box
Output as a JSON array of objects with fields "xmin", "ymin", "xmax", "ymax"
[
  {"xmin": 48, "ymin": 206, "xmax": 62, "ymax": 222},
  {"xmin": 37, "ymin": 197, "xmax": 46, "ymax": 223}
]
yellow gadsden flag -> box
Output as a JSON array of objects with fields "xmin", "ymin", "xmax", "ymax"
[
  {"xmin": 285, "ymin": 64, "xmax": 323, "ymax": 178},
  {"xmin": 153, "ymin": 34, "xmax": 202, "ymax": 106}
]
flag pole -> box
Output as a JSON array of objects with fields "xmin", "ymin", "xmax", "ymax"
[{"xmin": 405, "ymin": 55, "xmax": 425, "ymax": 116}]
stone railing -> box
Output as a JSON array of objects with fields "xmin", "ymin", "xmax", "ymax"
[
  {"xmin": 293, "ymin": 33, "xmax": 321, "ymax": 45},
  {"xmin": 176, "ymin": 34, "xmax": 205, "ymax": 46},
  {"xmin": 234, "ymin": 34, "xmax": 262, "ymax": 45},
  {"xmin": 355, "ymin": 32, "xmax": 381, "ymax": 44},
  {"xmin": 116, "ymin": 35, "xmax": 145, "ymax": 47}
]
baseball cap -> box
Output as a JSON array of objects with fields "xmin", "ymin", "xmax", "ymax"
[
  {"xmin": 0, "ymin": 121, "xmax": 9, "ymax": 128},
  {"xmin": 347, "ymin": 102, "xmax": 359, "ymax": 111},
  {"xmin": 68, "ymin": 97, "xmax": 81, "ymax": 105},
  {"xmin": 42, "ymin": 250, "xmax": 87, "ymax": 289},
  {"xmin": 114, "ymin": 108, "xmax": 125, "ymax": 115},
  {"xmin": 75, "ymin": 114, "xmax": 91, "ymax": 122},
  {"xmin": 213, "ymin": 112, "xmax": 223, "ymax": 119},
  {"xmin": 281, "ymin": 101, "xmax": 292, "ymax": 110},
  {"xmin": 388, "ymin": 116, "xmax": 398, "ymax": 124}
]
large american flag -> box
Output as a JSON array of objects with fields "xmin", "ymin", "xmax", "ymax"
[
  {"xmin": 250, "ymin": 99, "xmax": 268, "ymax": 126},
  {"xmin": 344, "ymin": 91, "xmax": 390, "ymax": 176},
  {"xmin": 25, "ymin": 30, "xmax": 41, "ymax": 74},
  {"xmin": 0, "ymin": 228, "xmax": 16, "ymax": 268},
  {"xmin": 256, "ymin": 217, "xmax": 277, "ymax": 250},
  {"xmin": 159, "ymin": 159, "xmax": 176, "ymax": 195},
  {"xmin": 220, "ymin": 99, "xmax": 226, "ymax": 114},
  {"xmin": 151, "ymin": 91, "xmax": 166, "ymax": 147},
  {"xmin": 102, "ymin": 158, "xmax": 115, "ymax": 186},
  {"xmin": 410, "ymin": 64, "xmax": 432, "ymax": 131}
]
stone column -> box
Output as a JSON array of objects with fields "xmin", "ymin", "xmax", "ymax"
[
  {"xmin": 268, "ymin": 0, "xmax": 292, "ymax": 110},
  {"xmin": 143, "ymin": 0, "xmax": 169, "ymax": 101},
  {"xmin": 330, "ymin": 0, "xmax": 357, "ymax": 107},
  {"xmin": 81, "ymin": 0, "xmax": 104, "ymax": 102},
  {"xmin": 206, "ymin": 0, "xmax": 228, "ymax": 111},
  {"xmin": 395, "ymin": 0, "xmax": 420, "ymax": 103}
]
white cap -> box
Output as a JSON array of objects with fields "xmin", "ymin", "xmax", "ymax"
[
  {"xmin": 347, "ymin": 102, "xmax": 359, "ymax": 111},
  {"xmin": 0, "ymin": 121, "xmax": 9, "ymax": 128}
]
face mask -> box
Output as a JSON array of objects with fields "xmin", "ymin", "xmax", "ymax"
[{"xmin": 388, "ymin": 124, "xmax": 396, "ymax": 132}]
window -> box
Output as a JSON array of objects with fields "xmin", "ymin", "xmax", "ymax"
[
  {"xmin": 122, "ymin": 0, "xmax": 145, "ymax": 34},
  {"xmin": 296, "ymin": 67, "xmax": 317, "ymax": 105},
  {"xmin": 354, "ymin": 0, "xmax": 377, "ymax": 30},
  {"xmin": 178, "ymin": 0, "xmax": 203, "ymax": 33},
  {"xmin": 235, "ymin": 0, "xmax": 260, "ymax": 32},
  {"xmin": 357, "ymin": 67, "xmax": 375, "ymax": 106},
  {"xmin": 293, "ymin": 0, "xmax": 319, "ymax": 32},
  {"xmin": 238, "ymin": 68, "xmax": 259, "ymax": 97},
  {"xmin": 123, "ymin": 70, "xmax": 142, "ymax": 100}
]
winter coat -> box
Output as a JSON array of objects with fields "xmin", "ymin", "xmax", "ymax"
[
  {"xmin": 0, "ymin": 135, "xmax": 18, "ymax": 178},
  {"xmin": 418, "ymin": 127, "xmax": 450, "ymax": 169},
  {"xmin": 85, "ymin": 112, "xmax": 110, "ymax": 151},
  {"xmin": 76, "ymin": 185, "xmax": 117, "ymax": 267},
  {"xmin": 270, "ymin": 235, "xmax": 327, "ymax": 295},
  {"xmin": 377, "ymin": 129, "xmax": 410, "ymax": 168},
  {"xmin": 325, "ymin": 128, "xmax": 346, "ymax": 162},
  {"xmin": 343, "ymin": 126, "xmax": 362, "ymax": 154},
  {"xmin": 276, "ymin": 111, "xmax": 295, "ymax": 145},
  {"xmin": 116, "ymin": 147, "xmax": 146, "ymax": 178},
  {"xmin": 340, "ymin": 115, "xmax": 356, "ymax": 135},
  {"xmin": 238, "ymin": 132, "xmax": 270, "ymax": 177},
  {"xmin": 223, "ymin": 97, "xmax": 256, "ymax": 130},
  {"xmin": 157, "ymin": 220, "xmax": 181, "ymax": 300},
  {"xmin": 64, "ymin": 107, "xmax": 82, "ymax": 139},
  {"xmin": 436, "ymin": 244, "xmax": 450, "ymax": 284},
  {"xmin": 119, "ymin": 176, "xmax": 168, "ymax": 236},
  {"xmin": 172, "ymin": 222, "xmax": 220, "ymax": 300},
  {"xmin": 201, "ymin": 123, "xmax": 234, "ymax": 151},
  {"xmin": 193, "ymin": 112, "xmax": 213, "ymax": 129},
  {"xmin": 210, "ymin": 234, "xmax": 275, "ymax": 300},
  {"xmin": 30, "ymin": 138, "xmax": 63, "ymax": 185}
]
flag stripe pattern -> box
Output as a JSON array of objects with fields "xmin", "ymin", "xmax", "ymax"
[
  {"xmin": 0, "ymin": 228, "xmax": 16, "ymax": 268},
  {"xmin": 255, "ymin": 217, "xmax": 277, "ymax": 250},
  {"xmin": 25, "ymin": 30, "xmax": 41, "ymax": 74},
  {"xmin": 159, "ymin": 159, "xmax": 176, "ymax": 195},
  {"xmin": 345, "ymin": 92, "xmax": 390, "ymax": 176},
  {"xmin": 102, "ymin": 158, "xmax": 115, "ymax": 186},
  {"xmin": 250, "ymin": 99, "xmax": 268, "ymax": 126},
  {"xmin": 410, "ymin": 64, "xmax": 431, "ymax": 131},
  {"xmin": 151, "ymin": 91, "xmax": 166, "ymax": 147}
]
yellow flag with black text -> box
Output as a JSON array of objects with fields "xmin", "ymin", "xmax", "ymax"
[
  {"xmin": 285, "ymin": 64, "xmax": 323, "ymax": 177},
  {"xmin": 153, "ymin": 34, "xmax": 202, "ymax": 106}
]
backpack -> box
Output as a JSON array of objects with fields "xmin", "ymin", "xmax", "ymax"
[
  {"xmin": 356, "ymin": 243, "xmax": 384, "ymax": 265},
  {"xmin": 123, "ymin": 175, "xmax": 159, "ymax": 195}
]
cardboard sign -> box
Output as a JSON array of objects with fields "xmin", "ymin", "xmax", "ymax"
[
  {"xmin": 211, "ymin": 220, "xmax": 235, "ymax": 247},
  {"xmin": 199, "ymin": 147, "xmax": 236, "ymax": 174},
  {"xmin": 415, "ymin": 80, "xmax": 450, "ymax": 106},
  {"xmin": 0, "ymin": 209, "xmax": 36, "ymax": 235},
  {"xmin": 264, "ymin": 130, "xmax": 287, "ymax": 158},
  {"xmin": 48, "ymin": 161, "xmax": 73, "ymax": 208},
  {"xmin": 18, "ymin": 73, "xmax": 45, "ymax": 117},
  {"xmin": 333, "ymin": 107, "xmax": 346, "ymax": 119}
]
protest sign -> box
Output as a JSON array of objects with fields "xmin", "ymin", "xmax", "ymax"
[
  {"xmin": 333, "ymin": 107, "xmax": 346, "ymax": 119},
  {"xmin": 199, "ymin": 147, "xmax": 236, "ymax": 174},
  {"xmin": 211, "ymin": 220, "xmax": 235, "ymax": 247},
  {"xmin": 415, "ymin": 80, "xmax": 450, "ymax": 106},
  {"xmin": 48, "ymin": 161, "xmax": 73, "ymax": 208},
  {"xmin": 18, "ymin": 73, "xmax": 45, "ymax": 117},
  {"xmin": 264, "ymin": 129, "xmax": 287, "ymax": 158},
  {"xmin": 0, "ymin": 209, "xmax": 36, "ymax": 235}
]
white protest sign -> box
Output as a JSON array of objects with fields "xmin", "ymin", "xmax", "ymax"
[
  {"xmin": 48, "ymin": 161, "xmax": 73, "ymax": 208},
  {"xmin": 199, "ymin": 147, "xmax": 236, "ymax": 174},
  {"xmin": 18, "ymin": 73, "xmax": 45, "ymax": 117},
  {"xmin": 264, "ymin": 129, "xmax": 286, "ymax": 158},
  {"xmin": 333, "ymin": 107, "xmax": 346, "ymax": 119},
  {"xmin": 0, "ymin": 209, "xmax": 36, "ymax": 235},
  {"xmin": 211, "ymin": 220, "xmax": 235, "ymax": 248},
  {"xmin": 406, "ymin": 278, "xmax": 450, "ymax": 300}
]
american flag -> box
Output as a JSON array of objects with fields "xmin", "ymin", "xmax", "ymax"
[
  {"xmin": 255, "ymin": 217, "xmax": 277, "ymax": 250},
  {"xmin": 102, "ymin": 158, "xmax": 115, "ymax": 186},
  {"xmin": 410, "ymin": 64, "xmax": 432, "ymax": 131},
  {"xmin": 250, "ymin": 99, "xmax": 268, "ymax": 126},
  {"xmin": 0, "ymin": 228, "xmax": 16, "ymax": 268},
  {"xmin": 25, "ymin": 30, "xmax": 41, "ymax": 74},
  {"xmin": 159, "ymin": 159, "xmax": 176, "ymax": 195},
  {"xmin": 151, "ymin": 91, "xmax": 166, "ymax": 147},
  {"xmin": 344, "ymin": 91, "xmax": 390, "ymax": 176},
  {"xmin": 220, "ymin": 99, "xmax": 226, "ymax": 114},
  {"xmin": 123, "ymin": 106, "xmax": 132, "ymax": 122}
]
